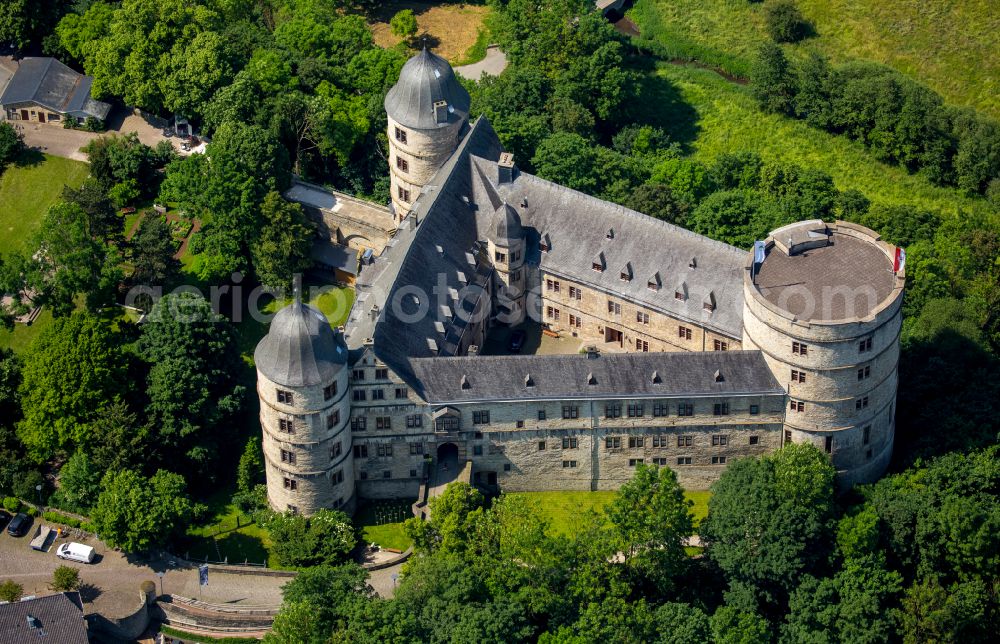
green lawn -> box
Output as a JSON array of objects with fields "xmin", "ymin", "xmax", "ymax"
[
  {"xmin": 354, "ymin": 499, "xmax": 415, "ymax": 551},
  {"xmin": 648, "ymin": 64, "xmax": 993, "ymax": 219},
  {"xmin": 0, "ymin": 153, "xmax": 90, "ymax": 251},
  {"xmin": 184, "ymin": 490, "xmax": 276, "ymax": 567},
  {"xmin": 509, "ymin": 489, "xmax": 711, "ymax": 536},
  {"xmin": 629, "ymin": 0, "xmax": 1000, "ymax": 120}
]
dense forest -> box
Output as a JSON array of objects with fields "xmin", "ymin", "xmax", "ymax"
[{"xmin": 0, "ymin": 1, "xmax": 997, "ymax": 641}]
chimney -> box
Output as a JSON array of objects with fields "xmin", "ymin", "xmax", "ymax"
[
  {"xmin": 498, "ymin": 152, "xmax": 516, "ymax": 184},
  {"xmin": 434, "ymin": 100, "xmax": 449, "ymax": 124},
  {"xmin": 467, "ymin": 344, "xmax": 480, "ymax": 356}
]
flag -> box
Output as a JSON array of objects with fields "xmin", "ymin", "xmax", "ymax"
[
  {"xmin": 893, "ymin": 246, "xmax": 906, "ymax": 273},
  {"xmin": 753, "ymin": 240, "xmax": 766, "ymax": 265},
  {"xmin": 199, "ymin": 564, "xmax": 209, "ymax": 586}
]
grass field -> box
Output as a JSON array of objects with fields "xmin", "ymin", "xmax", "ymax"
[
  {"xmin": 0, "ymin": 153, "xmax": 89, "ymax": 250},
  {"xmin": 369, "ymin": 1, "xmax": 490, "ymax": 63},
  {"xmin": 629, "ymin": 0, "xmax": 1000, "ymax": 120},
  {"xmin": 355, "ymin": 499, "xmax": 416, "ymax": 551},
  {"xmin": 185, "ymin": 490, "xmax": 277, "ymax": 567},
  {"xmin": 509, "ymin": 489, "xmax": 711, "ymax": 536},
  {"xmin": 644, "ymin": 64, "xmax": 993, "ymax": 218}
]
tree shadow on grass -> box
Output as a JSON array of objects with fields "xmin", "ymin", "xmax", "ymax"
[
  {"xmin": 627, "ymin": 61, "xmax": 701, "ymax": 153},
  {"xmin": 13, "ymin": 147, "xmax": 45, "ymax": 168}
]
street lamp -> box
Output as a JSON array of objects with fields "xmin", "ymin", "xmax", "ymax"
[
  {"xmin": 156, "ymin": 571, "xmax": 165, "ymax": 597},
  {"xmin": 35, "ymin": 484, "xmax": 42, "ymax": 505}
]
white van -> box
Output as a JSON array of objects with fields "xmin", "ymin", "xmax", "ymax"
[{"xmin": 56, "ymin": 542, "xmax": 95, "ymax": 564}]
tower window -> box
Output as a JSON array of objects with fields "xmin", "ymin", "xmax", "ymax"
[
  {"xmin": 791, "ymin": 369, "xmax": 805, "ymax": 383},
  {"xmin": 396, "ymin": 156, "xmax": 409, "ymax": 172},
  {"xmin": 398, "ymin": 186, "xmax": 410, "ymax": 202},
  {"xmin": 280, "ymin": 449, "xmax": 296, "ymax": 464},
  {"xmin": 283, "ymin": 478, "xmax": 297, "ymax": 491},
  {"xmin": 859, "ymin": 337, "xmax": 873, "ymax": 352},
  {"xmin": 323, "ymin": 383, "xmax": 337, "ymax": 400},
  {"xmin": 858, "ymin": 366, "xmax": 871, "ymax": 380},
  {"xmin": 327, "ymin": 411, "xmax": 339, "ymax": 428},
  {"xmin": 278, "ymin": 418, "xmax": 295, "ymax": 433},
  {"xmin": 790, "ymin": 400, "xmax": 805, "ymax": 412},
  {"xmin": 863, "ymin": 425, "xmax": 871, "ymax": 445},
  {"xmin": 394, "ymin": 127, "xmax": 407, "ymax": 144},
  {"xmin": 792, "ymin": 342, "xmax": 809, "ymax": 355},
  {"xmin": 277, "ymin": 389, "xmax": 293, "ymax": 404},
  {"xmin": 825, "ymin": 436, "xmax": 833, "ymax": 453}
]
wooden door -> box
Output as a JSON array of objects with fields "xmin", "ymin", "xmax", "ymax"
[{"xmin": 20, "ymin": 110, "xmax": 28, "ymax": 120}]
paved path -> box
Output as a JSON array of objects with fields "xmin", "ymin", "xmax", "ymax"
[{"xmin": 455, "ymin": 45, "xmax": 507, "ymax": 80}]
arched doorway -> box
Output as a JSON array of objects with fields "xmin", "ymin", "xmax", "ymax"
[{"xmin": 437, "ymin": 442, "xmax": 458, "ymax": 462}]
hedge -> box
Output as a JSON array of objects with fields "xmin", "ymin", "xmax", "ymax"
[{"xmin": 158, "ymin": 625, "xmax": 260, "ymax": 644}]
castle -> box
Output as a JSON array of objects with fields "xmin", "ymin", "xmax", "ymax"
[{"xmin": 255, "ymin": 50, "xmax": 905, "ymax": 515}]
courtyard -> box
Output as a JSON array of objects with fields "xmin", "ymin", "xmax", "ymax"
[{"xmin": 481, "ymin": 321, "xmax": 585, "ymax": 356}]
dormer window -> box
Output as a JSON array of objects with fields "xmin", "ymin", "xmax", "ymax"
[
  {"xmin": 587, "ymin": 373, "xmax": 597, "ymax": 385},
  {"xmin": 703, "ymin": 291, "xmax": 716, "ymax": 312},
  {"xmin": 461, "ymin": 375, "xmax": 471, "ymax": 389},
  {"xmin": 525, "ymin": 374, "xmax": 534, "ymax": 387},
  {"xmin": 606, "ymin": 228, "xmax": 615, "ymax": 240},
  {"xmin": 592, "ymin": 252, "xmax": 605, "ymax": 272},
  {"xmin": 689, "ymin": 257, "xmax": 697, "ymax": 269},
  {"xmin": 675, "ymin": 282, "xmax": 688, "ymax": 301},
  {"xmin": 539, "ymin": 233, "xmax": 550, "ymax": 252},
  {"xmin": 620, "ymin": 262, "xmax": 632, "ymax": 282},
  {"xmin": 648, "ymin": 272, "xmax": 661, "ymax": 291}
]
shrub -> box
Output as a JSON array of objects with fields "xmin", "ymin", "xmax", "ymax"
[
  {"xmin": 764, "ymin": 0, "xmax": 812, "ymax": 43},
  {"xmin": 2, "ymin": 496, "xmax": 20, "ymax": 513},
  {"xmin": 51, "ymin": 566, "xmax": 81, "ymax": 592},
  {"xmin": 43, "ymin": 511, "xmax": 84, "ymax": 529},
  {"xmin": 389, "ymin": 10, "xmax": 418, "ymax": 42},
  {"xmin": 0, "ymin": 580, "xmax": 23, "ymax": 602}
]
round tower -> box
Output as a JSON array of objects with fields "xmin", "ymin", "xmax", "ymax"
[
  {"xmin": 742, "ymin": 221, "xmax": 905, "ymax": 488},
  {"xmin": 488, "ymin": 201, "xmax": 526, "ymax": 322},
  {"xmin": 254, "ymin": 301, "xmax": 354, "ymax": 515},
  {"xmin": 384, "ymin": 48, "xmax": 470, "ymax": 220}
]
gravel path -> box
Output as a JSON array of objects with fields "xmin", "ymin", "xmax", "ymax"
[{"xmin": 455, "ymin": 46, "xmax": 507, "ymax": 80}]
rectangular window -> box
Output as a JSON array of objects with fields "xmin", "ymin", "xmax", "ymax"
[
  {"xmin": 538, "ymin": 409, "xmax": 546, "ymax": 420},
  {"xmin": 790, "ymin": 400, "xmax": 805, "ymax": 412},
  {"xmin": 503, "ymin": 463, "xmax": 511, "ymax": 472},
  {"xmin": 858, "ymin": 366, "xmax": 871, "ymax": 381},
  {"xmin": 359, "ymin": 471, "xmax": 368, "ymax": 480},
  {"xmin": 280, "ymin": 449, "xmax": 296, "ymax": 464},
  {"xmin": 562, "ymin": 437, "xmax": 578, "ymax": 449},
  {"xmin": 636, "ymin": 311, "xmax": 649, "ymax": 324},
  {"xmin": 569, "ymin": 286, "xmax": 582, "ymax": 300},
  {"xmin": 394, "ymin": 127, "xmax": 407, "ymax": 143},
  {"xmin": 383, "ymin": 470, "xmax": 391, "ymax": 479},
  {"xmin": 410, "ymin": 469, "xmax": 418, "ymax": 478},
  {"xmin": 377, "ymin": 443, "xmax": 393, "ymax": 457},
  {"xmin": 653, "ymin": 457, "xmax": 667, "ymax": 466},
  {"xmin": 627, "ymin": 403, "xmax": 644, "ymax": 418},
  {"xmin": 712, "ymin": 434, "xmax": 728, "ymax": 446},
  {"xmin": 473, "ymin": 410, "xmax": 491, "ymax": 425},
  {"xmin": 473, "ymin": 445, "xmax": 483, "ymax": 456},
  {"xmin": 785, "ymin": 429, "xmax": 792, "ymax": 445},
  {"xmin": 750, "ymin": 404, "xmax": 760, "ymax": 415},
  {"xmin": 398, "ymin": 186, "xmax": 410, "ymax": 202},
  {"xmin": 678, "ymin": 403, "xmax": 694, "ymax": 417},
  {"xmin": 538, "ymin": 440, "xmax": 546, "ymax": 451},
  {"xmin": 859, "ymin": 337, "xmax": 873, "ymax": 352},
  {"xmin": 712, "ymin": 456, "xmax": 727, "ymax": 465},
  {"xmin": 354, "ymin": 445, "xmax": 368, "ymax": 458},
  {"xmin": 283, "ymin": 478, "xmax": 297, "ymax": 491},
  {"xmin": 792, "ymin": 341, "xmax": 809, "ymax": 355},
  {"xmin": 436, "ymin": 416, "xmax": 459, "ymax": 432},
  {"xmin": 395, "ymin": 387, "xmax": 408, "ymax": 399},
  {"xmin": 856, "ymin": 396, "xmax": 870, "ymax": 410},
  {"xmin": 561, "ymin": 405, "xmax": 579, "ymax": 419},
  {"xmin": 546, "ymin": 279, "xmax": 560, "ymax": 292},
  {"xmin": 714, "ymin": 339, "xmax": 728, "ymax": 351},
  {"xmin": 409, "ymin": 443, "xmax": 423, "ymax": 455},
  {"xmin": 607, "ymin": 301, "xmax": 621, "ymax": 315},
  {"xmin": 371, "ymin": 389, "xmax": 385, "ymax": 400},
  {"xmin": 353, "ymin": 390, "xmax": 366, "ymax": 401},
  {"xmin": 749, "ymin": 435, "xmax": 759, "ymax": 445},
  {"xmin": 605, "ymin": 403, "xmax": 622, "ymax": 419},
  {"xmin": 791, "ymin": 369, "xmax": 806, "ymax": 383},
  {"xmin": 516, "ymin": 420, "xmax": 524, "ymax": 428},
  {"xmin": 629, "ymin": 458, "xmax": 644, "ymax": 466},
  {"xmin": 376, "ymin": 368, "xmax": 388, "ymax": 378},
  {"xmin": 677, "ymin": 435, "xmax": 693, "ymax": 447},
  {"xmin": 628, "ymin": 436, "xmax": 645, "ymax": 448},
  {"xmin": 652, "ymin": 436, "xmax": 665, "ymax": 448},
  {"xmin": 330, "ymin": 442, "xmax": 342, "ymax": 460},
  {"xmin": 376, "ymin": 417, "xmax": 391, "ymax": 430},
  {"xmin": 569, "ymin": 314, "xmax": 582, "ymax": 328},
  {"xmin": 323, "ymin": 383, "xmax": 337, "ymax": 400},
  {"xmin": 352, "ymin": 369, "xmax": 365, "ymax": 380},
  {"xmin": 677, "ymin": 457, "xmax": 692, "ymax": 465},
  {"xmin": 332, "ymin": 469, "xmax": 344, "ymax": 484},
  {"xmin": 351, "ymin": 416, "xmax": 367, "ymax": 431},
  {"xmin": 277, "ymin": 390, "xmax": 293, "ymax": 404},
  {"xmin": 563, "ymin": 460, "xmax": 578, "ymax": 468},
  {"xmin": 678, "ymin": 326, "xmax": 692, "ymax": 341},
  {"xmin": 863, "ymin": 425, "xmax": 871, "ymax": 445},
  {"xmin": 396, "ymin": 156, "xmax": 409, "ymax": 172},
  {"xmin": 605, "ymin": 437, "xmax": 622, "ymax": 449},
  {"xmin": 278, "ymin": 418, "xmax": 295, "ymax": 433},
  {"xmin": 636, "ymin": 339, "xmax": 649, "ymax": 352},
  {"xmin": 713, "ymin": 403, "xmax": 730, "ymax": 416},
  {"xmin": 652, "ymin": 403, "xmax": 668, "ymax": 417},
  {"xmin": 327, "ymin": 411, "xmax": 340, "ymax": 429},
  {"xmin": 825, "ymin": 436, "xmax": 833, "ymax": 454}
]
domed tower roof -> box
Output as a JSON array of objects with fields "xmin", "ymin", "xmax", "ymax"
[
  {"xmin": 492, "ymin": 201, "xmax": 523, "ymax": 245},
  {"xmin": 384, "ymin": 48, "xmax": 470, "ymax": 130},
  {"xmin": 254, "ymin": 301, "xmax": 347, "ymax": 387}
]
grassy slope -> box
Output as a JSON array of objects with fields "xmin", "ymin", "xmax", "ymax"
[
  {"xmin": 355, "ymin": 499, "xmax": 416, "ymax": 551},
  {"xmin": 509, "ymin": 489, "xmax": 710, "ymax": 536},
  {"xmin": 647, "ymin": 63, "xmax": 991, "ymax": 218},
  {"xmin": 0, "ymin": 154, "xmax": 89, "ymax": 250},
  {"xmin": 630, "ymin": 0, "xmax": 1000, "ymax": 120}
]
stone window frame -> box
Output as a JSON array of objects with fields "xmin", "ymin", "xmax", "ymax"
[
  {"xmin": 327, "ymin": 410, "xmax": 340, "ymax": 429},
  {"xmin": 394, "ymin": 126, "xmax": 407, "ymax": 144},
  {"xmin": 472, "ymin": 410, "xmax": 491, "ymax": 425},
  {"xmin": 749, "ymin": 404, "xmax": 760, "ymax": 415},
  {"xmin": 652, "ymin": 403, "xmax": 668, "ymax": 417},
  {"xmin": 792, "ymin": 341, "xmax": 809, "ymax": 355},
  {"xmin": 376, "ymin": 416, "xmax": 392, "ymax": 430},
  {"xmin": 409, "ymin": 443, "xmax": 424, "ymax": 455},
  {"xmin": 537, "ymin": 440, "xmax": 546, "ymax": 451},
  {"xmin": 749, "ymin": 435, "xmax": 759, "ymax": 445},
  {"xmin": 676, "ymin": 456, "xmax": 692, "ymax": 465},
  {"xmin": 678, "ymin": 325, "xmax": 692, "ymax": 340},
  {"xmin": 562, "ymin": 460, "xmax": 578, "ymax": 468},
  {"xmin": 628, "ymin": 436, "xmax": 645, "ymax": 448},
  {"xmin": 569, "ymin": 286, "xmax": 582, "ymax": 300},
  {"xmin": 605, "ymin": 403, "xmax": 622, "ymax": 419},
  {"xmin": 280, "ymin": 449, "xmax": 296, "ymax": 464},
  {"xmin": 562, "ymin": 405, "xmax": 579, "ymax": 419},
  {"xmin": 371, "ymin": 389, "xmax": 386, "ymax": 400},
  {"xmin": 395, "ymin": 155, "xmax": 409, "ymax": 172},
  {"xmin": 278, "ymin": 417, "xmax": 295, "ymax": 434},
  {"xmin": 858, "ymin": 366, "xmax": 871, "ymax": 381},
  {"xmin": 678, "ymin": 402, "xmax": 694, "ymax": 416},
  {"xmin": 791, "ymin": 369, "xmax": 806, "ymax": 383},
  {"xmin": 790, "ymin": 400, "xmax": 805, "ymax": 412},
  {"xmin": 323, "ymin": 382, "xmax": 338, "ymax": 400},
  {"xmin": 711, "ymin": 434, "xmax": 728, "ymax": 446},
  {"xmin": 713, "ymin": 403, "xmax": 730, "ymax": 416},
  {"xmin": 628, "ymin": 458, "xmax": 644, "ymax": 466},
  {"xmin": 330, "ymin": 442, "xmax": 342, "ymax": 460},
  {"xmin": 652, "ymin": 457, "xmax": 667, "ymax": 466},
  {"xmin": 376, "ymin": 443, "xmax": 393, "ymax": 457},
  {"xmin": 354, "ymin": 445, "xmax": 368, "ymax": 458},
  {"xmin": 711, "ymin": 456, "xmax": 727, "ymax": 465},
  {"xmin": 283, "ymin": 478, "xmax": 297, "ymax": 491},
  {"xmin": 352, "ymin": 389, "xmax": 367, "ymax": 401},
  {"xmin": 276, "ymin": 389, "xmax": 294, "ymax": 404},
  {"xmin": 636, "ymin": 311, "xmax": 649, "ymax": 324},
  {"xmin": 351, "ymin": 416, "xmax": 367, "ymax": 431},
  {"xmin": 862, "ymin": 425, "xmax": 871, "ymax": 445},
  {"xmin": 562, "ymin": 437, "xmax": 579, "ymax": 449},
  {"xmin": 636, "ymin": 339, "xmax": 649, "ymax": 352},
  {"xmin": 627, "ymin": 403, "xmax": 644, "ymax": 418},
  {"xmin": 406, "ymin": 414, "xmax": 422, "ymax": 428},
  {"xmin": 714, "ymin": 339, "xmax": 729, "ymax": 351},
  {"xmin": 605, "ymin": 436, "xmax": 622, "ymax": 449},
  {"xmin": 677, "ymin": 435, "xmax": 693, "ymax": 447}
]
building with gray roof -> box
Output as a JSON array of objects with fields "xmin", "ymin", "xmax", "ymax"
[
  {"xmin": 0, "ymin": 592, "xmax": 88, "ymax": 644},
  {"xmin": 1, "ymin": 57, "xmax": 111, "ymax": 124},
  {"xmin": 256, "ymin": 51, "xmax": 905, "ymax": 513}
]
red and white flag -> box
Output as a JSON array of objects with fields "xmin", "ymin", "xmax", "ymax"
[{"xmin": 893, "ymin": 247, "xmax": 906, "ymax": 273}]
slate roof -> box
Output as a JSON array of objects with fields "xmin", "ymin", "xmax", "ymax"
[
  {"xmin": 0, "ymin": 592, "xmax": 87, "ymax": 644},
  {"xmin": 0, "ymin": 57, "xmax": 110, "ymax": 120},
  {"xmin": 491, "ymin": 202, "xmax": 523, "ymax": 245},
  {"xmin": 255, "ymin": 301, "xmax": 348, "ymax": 387},
  {"xmin": 409, "ymin": 350, "xmax": 783, "ymax": 403},
  {"xmin": 472, "ymin": 156, "xmax": 747, "ymax": 338},
  {"xmin": 384, "ymin": 48, "xmax": 470, "ymax": 130},
  {"xmin": 311, "ymin": 241, "xmax": 359, "ymax": 276}
]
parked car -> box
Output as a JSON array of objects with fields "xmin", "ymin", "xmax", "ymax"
[
  {"xmin": 508, "ymin": 329, "xmax": 527, "ymax": 353},
  {"xmin": 57, "ymin": 542, "xmax": 96, "ymax": 564},
  {"xmin": 7, "ymin": 512, "xmax": 31, "ymax": 537},
  {"xmin": 0, "ymin": 510, "xmax": 9, "ymax": 529}
]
